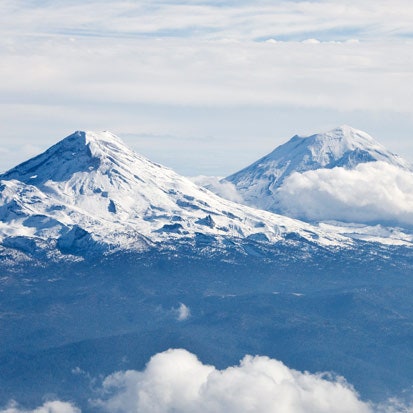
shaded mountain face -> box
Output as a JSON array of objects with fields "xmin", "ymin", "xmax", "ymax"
[
  {"xmin": 0, "ymin": 130, "xmax": 360, "ymax": 262},
  {"xmin": 224, "ymin": 126, "xmax": 411, "ymax": 212}
]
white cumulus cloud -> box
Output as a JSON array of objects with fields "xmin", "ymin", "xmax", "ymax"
[
  {"xmin": 0, "ymin": 401, "xmax": 79, "ymax": 413},
  {"xmin": 174, "ymin": 302, "xmax": 191, "ymax": 321},
  {"xmin": 4, "ymin": 350, "xmax": 413, "ymax": 412},
  {"xmin": 277, "ymin": 162, "xmax": 413, "ymax": 227},
  {"xmin": 96, "ymin": 348, "xmax": 372, "ymax": 413}
]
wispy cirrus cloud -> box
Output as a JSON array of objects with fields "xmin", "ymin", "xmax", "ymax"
[{"xmin": 2, "ymin": 0, "xmax": 413, "ymax": 42}]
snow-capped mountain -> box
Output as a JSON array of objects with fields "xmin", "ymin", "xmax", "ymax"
[
  {"xmin": 0, "ymin": 130, "xmax": 360, "ymax": 261},
  {"xmin": 224, "ymin": 125, "xmax": 411, "ymax": 212}
]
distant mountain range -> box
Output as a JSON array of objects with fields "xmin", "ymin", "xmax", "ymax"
[{"xmin": 0, "ymin": 127, "xmax": 412, "ymax": 264}]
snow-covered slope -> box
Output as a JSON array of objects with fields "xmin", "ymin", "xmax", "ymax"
[
  {"xmin": 224, "ymin": 125, "xmax": 411, "ymax": 212},
  {"xmin": 0, "ymin": 130, "xmax": 362, "ymax": 260}
]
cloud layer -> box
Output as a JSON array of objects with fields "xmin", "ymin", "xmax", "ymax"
[
  {"xmin": 97, "ymin": 348, "xmax": 372, "ymax": 413},
  {"xmin": 2, "ymin": 0, "xmax": 413, "ymax": 42},
  {"xmin": 277, "ymin": 162, "xmax": 413, "ymax": 227}
]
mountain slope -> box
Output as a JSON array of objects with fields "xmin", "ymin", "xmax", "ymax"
[
  {"xmin": 0, "ymin": 130, "xmax": 360, "ymax": 261},
  {"xmin": 224, "ymin": 125, "xmax": 411, "ymax": 212}
]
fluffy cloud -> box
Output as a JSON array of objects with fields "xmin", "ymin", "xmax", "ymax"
[
  {"xmin": 277, "ymin": 162, "xmax": 413, "ymax": 227},
  {"xmin": 174, "ymin": 302, "xmax": 191, "ymax": 321},
  {"xmin": 0, "ymin": 401, "xmax": 79, "ymax": 413},
  {"xmin": 190, "ymin": 176, "xmax": 244, "ymax": 203},
  {"xmin": 96, "ymin": 348, "xmax": 372, "ymax": 413},
  {"xmin": 3, "ymin": 350, "xmax": 413, "ymax": 412}
]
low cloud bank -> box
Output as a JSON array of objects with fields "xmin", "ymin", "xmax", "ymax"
[
  {"xmin": 96, "ymin": 348, "xmax": 372, "ymax": 413},
  {"xmin": 277, "ymin": 162, "xmax": 413, "ymax": 227},
  {"xmin": 190, "ymin": 176, "xmax": 244, "ymax": 203}
]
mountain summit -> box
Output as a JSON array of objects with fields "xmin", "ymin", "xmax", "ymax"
[
  {"xmin": 224, "ymin": 126, "xmax": 411, "ymax": 211},
  {"xmin": 2, "ymin": 130, "xmax": 140, "ymax": 185}
]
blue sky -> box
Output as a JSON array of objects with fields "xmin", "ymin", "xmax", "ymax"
[{"xmin": 1, "ymin": 0, "xmax": 413, "ymax": 175}]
